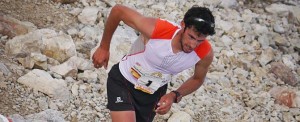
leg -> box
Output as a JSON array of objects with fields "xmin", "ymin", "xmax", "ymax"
[
  {"xmin": 110, "ymin": 111, "xmax": 136, "ymax": 122},
  {"xmin": 106, "ymin": 64, "xmax": 136, "ymax": 121}
]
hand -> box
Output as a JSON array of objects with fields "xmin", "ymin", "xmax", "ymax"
[
  {"xmin": 92, "ymin": 46, "xmax": 110, "ymax": 69},
  {"xmin": 155, "ymin": 92, "xmax": 176, "ymax": 115}
]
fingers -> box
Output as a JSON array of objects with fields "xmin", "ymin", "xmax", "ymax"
[
  {"xmin": 100, "ymin": 56, "xmax": 109, "ymax": 69},
  {"xmin": 94, "ymin": 63, "xmax": 102, "ymax": 68},
  {"xmin": 155, "ymin": 101, "xmax": 170, "ymax": 115},
  {"xmin": 104, "ymin": 59, "xmax": 109, "ymax": 69},
  {"xmin": 93, "ymin": 59, "xmax": 109, "ymax": 69},
  {"xmin": 92, "ymin": 47, "xmax": 110, "ymax": 69}
]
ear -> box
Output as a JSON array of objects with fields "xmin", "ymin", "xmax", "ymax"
[{"xmin": 180, "ymin": 21, "xmax": 185, "ymax": 28}]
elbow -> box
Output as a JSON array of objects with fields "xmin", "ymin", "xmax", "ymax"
[
  {"xmin": 111, "ymin": 4, "xmax": 123, "ymax": 13},
  {"xmin": 110, "ymin": 4, "xmax": 124, "ymax": 19}
]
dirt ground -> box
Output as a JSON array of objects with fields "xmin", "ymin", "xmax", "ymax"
[
  {"xmin": 0, "ymin": 0, "xmax": 76, "ymax": 30},
  {"xmin": 0, "ymin": 0, "xmax": 76, "ymax": 117}
]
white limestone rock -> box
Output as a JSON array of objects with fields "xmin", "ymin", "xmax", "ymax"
[
  {"xmin": 17, "ymin": 53, "xmax": 48, "ymax": 70},
  {"xmin": 5, "ymin": 29, "xmax": 57, "ymax": 56},
  {"xmin": 220, "ymin": 0, "xmax": 238, "ymax": 8},
  {"xmin": 69, "ymin": 8, "xmax": 82, "ymax": 16},
  {"xmin": 265, "ymin": 4, "xmax": 290, "ymax": 16},
  {"xmin": 204, "ymin": 0, "xmax": 221, "ymax": 7},
  {"xmin": 17, "ymin": 69, "xmax": 70, "ymax": 100},
  {"xmin": 258, "ymin": 48, "xmax": 275, "ymax": 66},
  {"xmin": 220, "ymin": 35, "xmax": 233, "ymax": 47},
  {"xmin": 78, "ymin": 7, "xmax": 99, "ymax": 25},
  {"xmin": 167, "ymin": 111, "xmax": 192, "ymax": 122},
  {"xmin": 258, "ymin": 34, "xmax": 270, "ymax": 49},
  {"xmin": 50, "ymin": 59, "xmax": 77, "ymax": 78},
  {"xmin": 273, "ymin": 24, "xmax": 285, "ymax": 34},
  {"xmin": 0, "ymin": 63, "xmax": 10, "ymax": 76},
  {"xmin": 282, "ymin": 55, "xmax": 297, "ymax": 70},
  {"xmin": 25, "ymin": 109, "xmax": 65, "ymax": 122},
  {"xmin": 218, "ymin": 20, "xmax": 233, "ymax": 32},
  {"xmin": 252, "ymin": 24, "xmax": 269, "ymax": 35},
  {"xmin": 77, "ymin": 70, "xmax": 98, "ymax": 83},
  {"xmin": 41, "ymin": 32, "xmax": 76, "ymax": 63}
]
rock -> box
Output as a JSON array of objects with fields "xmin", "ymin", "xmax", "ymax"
[
  {"xmin": 30, "ymin": 53, "xmax": 48, "ymax": 70},
  {"xmin": 41, "ymin": 32, "xmax": 77, "ymax": 63},
  {"xmin": 0, "ymin": 63, "xmax": 10, "ymax": 76},
  {"xmin": 0, "ymin": 14, "xmax": 36, "ymax": 38},
  {"xmin": 265, "ymin": 4, "xmax": 290, "ymax": 16},
  {"xmin": 17, "ymin": 53, "xmax": 48, "ymax": 70},
  {"xmin": 220, "ymin": 0, "xmax": 238, "ymax": 8},
  {"xmin": 5, "ymin": 29, "xmax": 56, "ymax": 56},
  {"xmin": 220, "ymin": 35, "xmax": 233, "ymax": 47},
  {"xmin": 67, "ymin": 28, "xmax": 78, "ymax": 36},
  {"xmin": 269, "ymin": 86, "xmax": 297, "ymax": 107},
  {"xmin": 71, "ymin": 84, "xmax": 79, "ymax": 96},
  {"xmin": 294, "ymin": 43, "xmax": 300, "ymax": 53},
  {"xmin": 37, "ymin": 97, "xmax": 48, "ymax": 110},
  {"xmin": 50, "ymin": 59, "xmax": 77, "ymax": 77},
  {"xmin": 77, "ymin": 70, "xmax": 98, "ymax": 83},
  {"xmin": 273, "ymin": 24, "xmax": 285, "ymax": 34},
  {"xmin": 151, "ymin": 4, "xmax": 165, "ymax": 11},
  {"xmin": 78, "ymin": 7, "xmax": 99, "ymax": 25},
  {"xmin": 25, "ymin": 109, "xmax": 65, "ymax": 122},
  {"xmin": 70, "ymin": 56, "xmax": 94, "ymax": 71},
  {"xmin": 52, "ymin": 0, "xmax": 77, "ymax": 4},
  {"xmin": 253, "ymin": 24, "xmax": 268, "ymax": 35},
  {"xmin": 258, "ymin": 34, "xmax": 270, "ymax": 49},
  {"xmin": 8, "ymin": 114, "xmax": 25, "ymax": 122},
  {"xmin": 288, "ymin": 6, "xmax": 300, "ymax": 25},
  {"xmin": 258, "ymin": 48, "xmax": 275, "ymax": 66},
  {"xmin": 273, "ymin": 34, "xmax": 289, "ymax": 47},
  {"xmin": 270, "ymin": 62, "xmax": 297, "ymax": 86},
  {"xmin": 282, "ymin": 55, "xmax": 297, "ymax": 70},
  {"xmin": 17, "ymin": 69, "xmax": 70, "ymax": 99},
  {"xmin": 167, "ymin": 111, "xmax": 192, "ymax": 122},
  {"xmin": 69, "ymin": 8, "xmax": 82, "ymax": 16},
  {"xmin": 49, "ymin": 56, "xmax": 93, "ymax": 77},
  {"xmin": 219, "ymin": 20, "xmax": 233, "ymax": 32},
  {"xmin": 204, "ymin": 0, "xmax": 221, "ymax": 7},
  {"xmin": 251, "ymin": 67, "xmax": 267, "ymax": 79}
]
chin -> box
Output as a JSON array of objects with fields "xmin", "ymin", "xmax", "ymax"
[{"xmin": 183, "ymin": 50, "xmax": 193, "ymax": 53}]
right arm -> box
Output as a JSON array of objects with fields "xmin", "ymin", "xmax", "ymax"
[{"xmin": 92, "ymin": 4, "xmax": 157, "ymax": 69}]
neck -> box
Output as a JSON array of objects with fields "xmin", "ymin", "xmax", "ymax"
[{"xmin": 171, "ymin": 29, "xmax": 184, "ymax": 53}]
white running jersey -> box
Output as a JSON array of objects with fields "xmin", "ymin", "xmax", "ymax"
[{"xmin": 119, "ymin": 19, "xmax": 211, "ymax": 84}]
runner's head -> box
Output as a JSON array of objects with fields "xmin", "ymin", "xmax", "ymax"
[{"xmin": 183, "ymin": 5, "xmax": 215, "ymax": 36}]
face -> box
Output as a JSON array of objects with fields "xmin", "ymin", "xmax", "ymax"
[{"xmin": 180, "ymin": 26, "xmax": 207, "ymax": 53}]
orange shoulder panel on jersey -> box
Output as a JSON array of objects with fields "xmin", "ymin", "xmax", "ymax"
[
  {"xmin": 151, "ymin": 19, "xmax": 179, "ymax": 39},
  {"xmin": 194, "ymin": 40, "xmax": 211, "ymax": 59}
]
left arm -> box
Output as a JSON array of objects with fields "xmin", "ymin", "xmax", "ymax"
[
  {"xmin": 173, "ymin": 49, "xmax": 214, "ymax": 97},
  {"xmin": 155, "ymin": 49, "xmax": 214, "ymax": 114}
]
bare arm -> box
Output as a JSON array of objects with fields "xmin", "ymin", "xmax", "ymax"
[
  {"xmin": 155, "ymin": 49, "xmax": 214, "ymax": 114},
  {"xmin": 175, "ymin": 49, "xmax": 214, "ymax": 97},
  {"xmin": 92, "ymin": 4, "xmax": 156, "ymax": 69},
  {"xmin": 100, "ymin": 4, "xmax": 156, "ymax": 49}
]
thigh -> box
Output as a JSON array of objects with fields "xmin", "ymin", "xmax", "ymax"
[
  {"xmin": 110, "ymin": 111, "xmax": 136, "ymax": 122},
  {"xmin": 107, "ymin": 64, "xmax": 134, "ymax": 111}
]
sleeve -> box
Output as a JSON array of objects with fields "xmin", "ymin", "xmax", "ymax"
[
  {"xmin": 151, "ymin": 19, "xmax": 179, "ymax": 39},
  {"xmin": 194, "ymin": 40, "xmax": 211, "ymax": 59}
]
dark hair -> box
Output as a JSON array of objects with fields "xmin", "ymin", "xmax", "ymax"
[{"xmin": 183, "ymin": 6, "xmax": 215, "ymax": 35}]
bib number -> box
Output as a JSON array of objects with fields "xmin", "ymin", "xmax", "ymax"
[{"xmin": 130, "ymin": 63, "xmax": 171, "ymax": 94}]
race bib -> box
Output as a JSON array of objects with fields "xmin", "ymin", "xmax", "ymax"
[{"xmin": 130, "ymin": 62, "xmax": 171, "ymax": 94}]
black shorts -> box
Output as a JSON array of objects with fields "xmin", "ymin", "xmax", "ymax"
[{"xmin": 107, "ymin": 63, "xmax": 167, "ymax": 122}]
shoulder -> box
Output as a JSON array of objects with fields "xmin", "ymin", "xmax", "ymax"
[
  {"xmin": 194, "ymin": 40, "xmax": 212, "ymax": 59},
  {"xmin": 151, "ymin": 19, "xmax": 180, "ymax": 39},
  {"xmin": 195, "ymin": 48, "xmax": 213, "ymax": 69}
]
